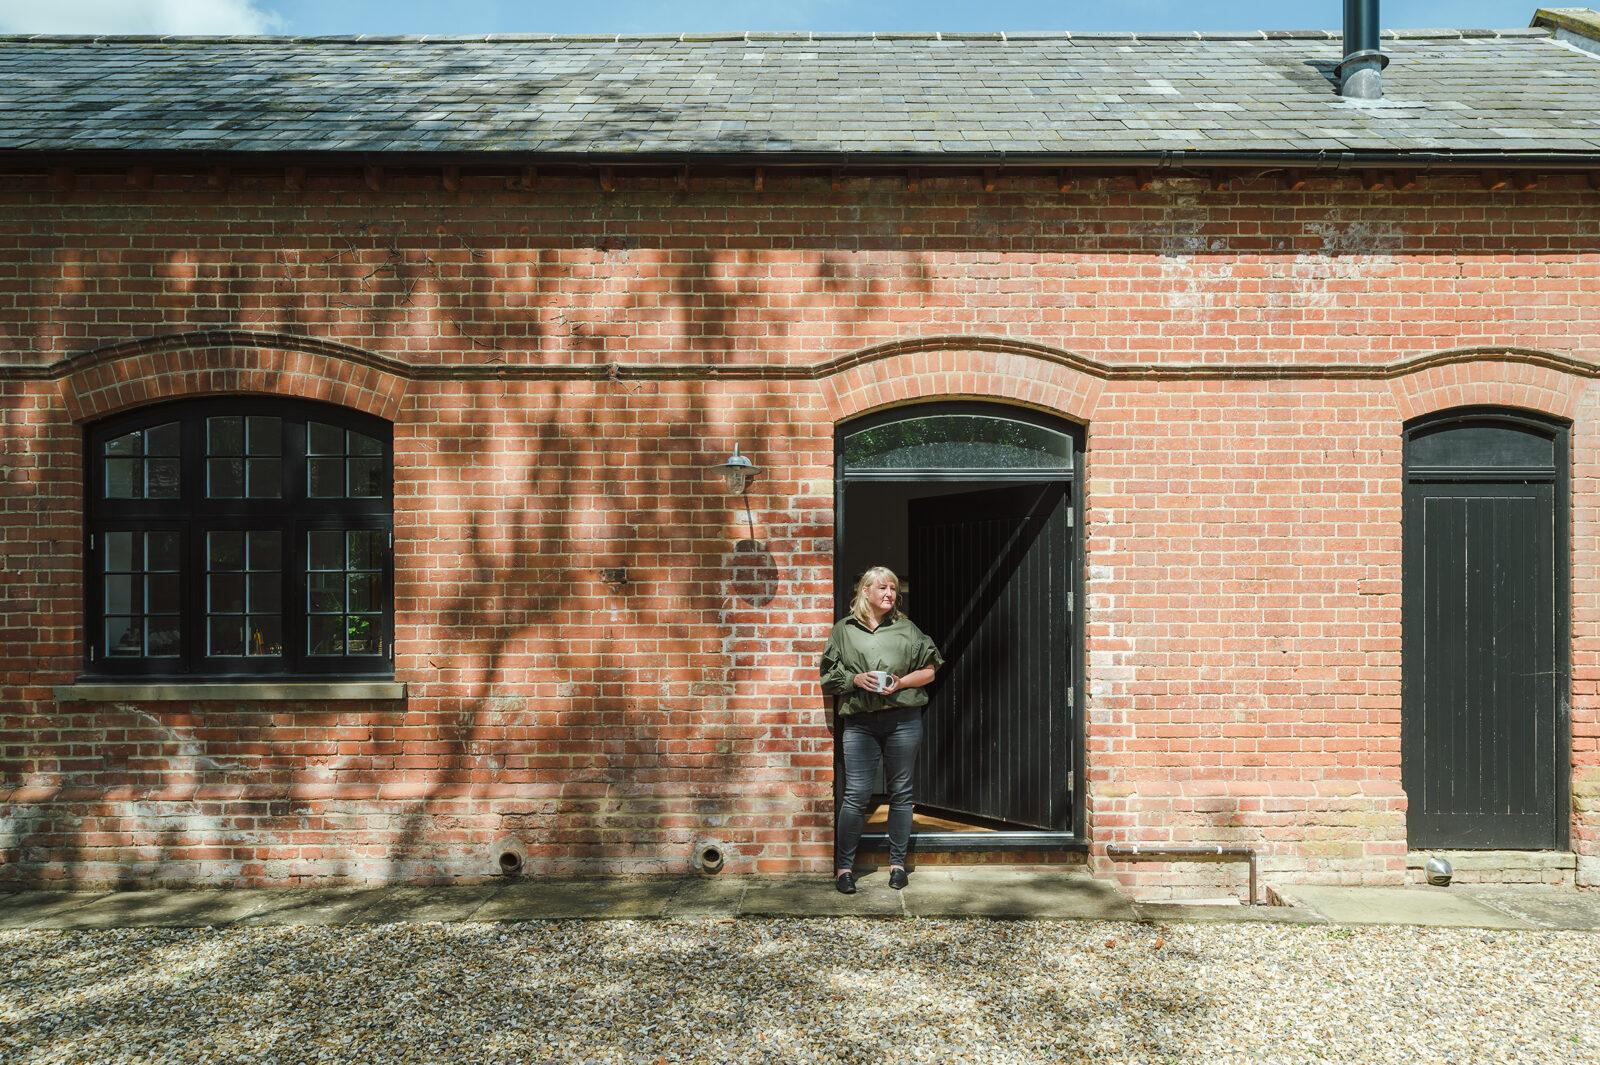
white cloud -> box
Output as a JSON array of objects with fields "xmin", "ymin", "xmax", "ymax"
[{"xmin": 0, "ymin": 0, "xmax": 286, "ymax": 35}]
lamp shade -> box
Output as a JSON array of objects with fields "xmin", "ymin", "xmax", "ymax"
[{"xmin": 717, "ymin": 444, "xmax": 758, "ymax": 493}]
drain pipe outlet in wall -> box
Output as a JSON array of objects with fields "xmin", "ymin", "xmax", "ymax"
[
  {"xmin": 494, "ymin": 837, "xmax": 528, "ymax": 877},
  {"xmin": 693, "ymin": 839, "xmax": 728, "ymax": 875},
  {"xmin": 1335, "ymin": 0, "xmax": 1389, "ymax": 100}
]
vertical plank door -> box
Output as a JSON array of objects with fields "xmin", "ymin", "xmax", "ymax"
[
  {"xmin": 907, "ymin": 483, "xmax": 1073, "ymax": 830},
  {"xmin": 1403, "ymin": 481, "xmax": 1558, "ymax": 848}
]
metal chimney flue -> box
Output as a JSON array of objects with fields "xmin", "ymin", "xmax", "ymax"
[{"xmin": 1335, "ymin": 0, "xmax": 1388, "ymax": 99}]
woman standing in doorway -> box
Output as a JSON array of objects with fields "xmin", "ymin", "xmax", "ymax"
[{"xmin": 819, "ymin": 566, "xmax": 944, "ymax": 894}]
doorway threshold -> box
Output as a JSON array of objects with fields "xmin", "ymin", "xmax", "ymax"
[{"xmin": 860, "ymin": 831, "xmax": 1086, "ymax": 853}]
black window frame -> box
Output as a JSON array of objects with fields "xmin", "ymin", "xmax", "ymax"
[{"xmin": 85, "ymin": 397, "xmax": 395, "ymax": 679}]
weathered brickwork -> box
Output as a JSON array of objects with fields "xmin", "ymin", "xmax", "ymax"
[{"xmin": 2, "ymin": 170, "xmax": 1598, "ymax": 897}]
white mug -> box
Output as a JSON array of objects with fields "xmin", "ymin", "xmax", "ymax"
[{"xmin": 870, "ymin": 670, "xmax": 891, "ymax": 693}]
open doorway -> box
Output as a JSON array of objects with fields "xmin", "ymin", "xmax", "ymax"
[{"xmin": 834, "ymin": 402, "xmax": 1084, "ymax": 851}]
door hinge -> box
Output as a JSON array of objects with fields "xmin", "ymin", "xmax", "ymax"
[
  {"xmin": 1066, "ymin": 509, "xmax": 1074, "ymax": 527},
  {"xmin": 388, "ymin": 531, "xmax": 393, "ymax": 549},
  {"xmin": 1067, "ymin": 771, "xmax": 1075, "ymax": 792},
  {"xmin": 89, "ymin": 533, "xmax": 96, "ymax": 550}
]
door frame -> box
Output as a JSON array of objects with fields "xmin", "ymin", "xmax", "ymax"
[
  {"xmin": 833, "ymin": 400, "xmax": 1087, "ymax": 852},
  {"xmin": 1401, "ymin": 406, "xmax": 1571, "ymax": 852}
]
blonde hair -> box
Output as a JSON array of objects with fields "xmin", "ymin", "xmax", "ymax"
[{"xmin": 850, "ymin": 565, "xmax": 902, "ymax": 627}]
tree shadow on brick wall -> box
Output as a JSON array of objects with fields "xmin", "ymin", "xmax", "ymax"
[
  {"xmin": 5, "ymin": 173, "xmax": 978, "ymax": 886},
  {"xmin": 344, "ymin": 233, "xmax": 895, "ymax": 879},
  {"xmin": 370, "ymin": 370, "xmax": 796, "ymax": 881}
]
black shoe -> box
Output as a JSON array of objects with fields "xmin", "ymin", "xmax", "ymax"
[
  {"xmin": 835, "ymin": 871, "xmax": 857, "ymax": 895},
  {"xmin": 889, "ymin": 867, "xmax": 909, "ymax": 890}
]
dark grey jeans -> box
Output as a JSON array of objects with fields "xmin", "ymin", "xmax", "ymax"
[{"xmin": 835, "ymin": 706, "xmax": 924, "ymax": 871}]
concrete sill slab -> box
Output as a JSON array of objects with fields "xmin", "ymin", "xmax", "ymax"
[
  {"xmin": 901, "ymin": 869, "xmax": 1138, "ymax": 920},
  {"xmin": 1267, "ymin": 884, "xmax": 1540, "ymax": 929},
  {"xmin": 1137, "ymin": 901, "xmax": 1326, "ymax": 924},
  {"xmin": 474, "ymin": 879, "xmax": 685, "ymax": 921},
  {"xmin": 54, "ymin": 680, "xmax": 406, "ymax": 702},
  {"xmin": 1461, "ymin": 886, "xmax": 1600, "ymax": 930}
]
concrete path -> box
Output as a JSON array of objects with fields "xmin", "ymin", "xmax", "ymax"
[
  {"xmin": 1270, "ymin": 883, "xmax": 1600, "ymax": 930},
  {"xmin": 1, "ymin": 871, "xmax": 1597, "ymax": 930}
]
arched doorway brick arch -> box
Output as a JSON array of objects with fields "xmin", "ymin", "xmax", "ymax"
[{"xmin": 821, "ymin": 345, "xmax": 1104, "ymax": 426}]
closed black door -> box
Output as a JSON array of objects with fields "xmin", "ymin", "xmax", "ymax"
[
  {"xmin": 1403, "ymin": 431, "xmax": 1563, "ymax": 849},
  {"xmin": 908, "ymin": 483, "xmax": 1073, "ymax": 830}
]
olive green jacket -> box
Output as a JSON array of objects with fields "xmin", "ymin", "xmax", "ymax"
[{"xmin": 819, "ymin": 614, "xmax": 944, "ymax": 717}]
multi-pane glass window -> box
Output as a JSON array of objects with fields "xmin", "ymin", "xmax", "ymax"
[
  {"xmin": 206, "ymin": 530, "xmax": 283, "ymax": 657},
  {"xmin": 307, "ymin": 421, "xmax": 384, "ymax": 498},
  {"xmin": 102, "ymin": 530, "xmax": 181, "ymax": 658},
  {"xmin": 85, "ymin": 399, "xmax": 392, "ymax": 678},
  {"xmin": 104, "ymin": 422, "xmax": 181, "ymax": 499},
  {"xmin": 206, "ymin": 416, "xmax": 282, "ymax": 499},
  {"xmin": 307, "ymin": 530, "xmax": 385, "ymax": 656}
]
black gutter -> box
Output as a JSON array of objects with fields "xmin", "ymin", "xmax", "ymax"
[{"xmin": 2, "ymin": 148, "xmax": 1598, "ymax": 172}]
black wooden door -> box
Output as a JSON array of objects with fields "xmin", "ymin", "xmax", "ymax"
[
  {"xmin": 907, "ymin": 483, "xmax": 1072, "ymax": 830},
  {"xmin": 1403, "ymin": 482, "xmax": 1559, "ymax": 848}
]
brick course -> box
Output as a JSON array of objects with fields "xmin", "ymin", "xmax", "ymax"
[{"xmin": 1, "ymin": 170, "xmax": 1597, "ymax": 897}]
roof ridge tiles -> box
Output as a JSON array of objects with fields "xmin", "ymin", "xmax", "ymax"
[{"xmin": 0, "ymin": 27, "xmax": 1559, "ymax": 45}]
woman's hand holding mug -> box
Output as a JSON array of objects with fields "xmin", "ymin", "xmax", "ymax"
[{"xmin": 854, "ymin": 671, "xmax": 898, "ymax": 694}]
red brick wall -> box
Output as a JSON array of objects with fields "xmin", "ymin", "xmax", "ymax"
[{"xmin": 1, "ymin": 170, "xmax": 1597, "ymax": 896}]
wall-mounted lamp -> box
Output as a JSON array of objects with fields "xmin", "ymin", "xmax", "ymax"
[{"xmin": 716, "ymin": 444, "xmax": 759, "ymax": 494}]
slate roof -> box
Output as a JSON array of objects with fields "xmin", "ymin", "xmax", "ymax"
[{"xmin": 1, "ymin": 26, "xmax": 1598, "ymax": 161}]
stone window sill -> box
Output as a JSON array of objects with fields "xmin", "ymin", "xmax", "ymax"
[{"xmin": 54, "ymin": 680, "xmax": 406, "ymax": 702}]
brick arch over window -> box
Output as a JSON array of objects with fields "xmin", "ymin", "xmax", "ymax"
[
  {"xmin": 1388, "ymin": 357, "xmax": 1590, "ymax": 424},
  {"xmin": 820, "ymin": 340, "xmax": 1105, "ymax": 425},
  {"xmin": 58, "ymin": 332, "xmax": 410, "ymax": 424}
]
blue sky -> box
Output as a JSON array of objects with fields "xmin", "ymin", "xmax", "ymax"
[{"xmin": 0, "ymin": 0, "xmax": 1559, "ymax": 36}]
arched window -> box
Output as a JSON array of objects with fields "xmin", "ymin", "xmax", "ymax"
[
  {"xmin": 839, "ymin": 406, "xmax": 1076, "ymax": 477},
  {"xmin": 85, "ymin": 398, "xmax": 393, "ymax": 678}
]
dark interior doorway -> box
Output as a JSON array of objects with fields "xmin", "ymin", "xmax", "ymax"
[{"xmin": 834, "ymin": 402, "xmax": 1084, "ymax": 851}]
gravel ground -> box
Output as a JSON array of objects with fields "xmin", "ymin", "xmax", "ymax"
[{"xmin": 1, "ymin": 919, "xmax": 1596, "ymax": 1064}]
